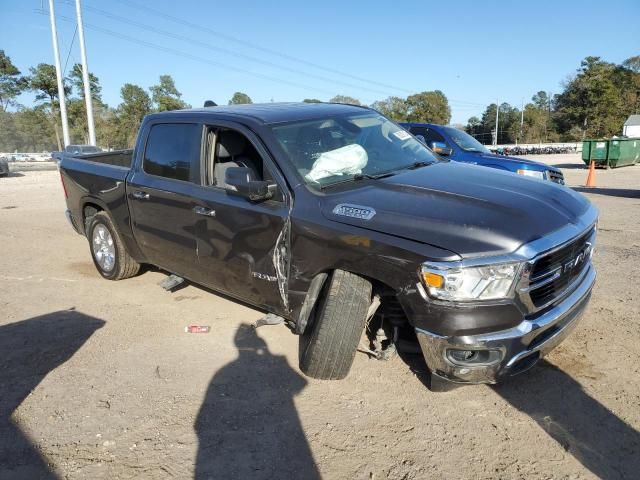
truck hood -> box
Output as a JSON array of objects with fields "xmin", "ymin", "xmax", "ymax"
[{"xmin": 319, "ymin": 161, "xmax": 590, "ymax": 258}]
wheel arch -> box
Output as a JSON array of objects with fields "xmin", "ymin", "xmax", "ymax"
[
  {"xmin": 80, "ymin": 197, "xmax": 108, "ymax": 235},
  {"xmin": 294, "ymin": 267, "xmax": 406, "ymax": 335}
]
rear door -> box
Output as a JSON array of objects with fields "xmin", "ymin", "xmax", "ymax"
[{"xmin": 127, "ymin": 121, "xmax": 204, "ymax": 279}]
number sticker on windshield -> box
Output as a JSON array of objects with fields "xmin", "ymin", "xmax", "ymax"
[{"xmin": 393, "ymin": 130, "xmax": 411, "ymax": 141}]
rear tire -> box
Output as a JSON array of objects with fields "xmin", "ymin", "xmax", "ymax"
[
  {"xmin": 299, "ymin": 270, "xmax": 372, "ymax": 380},
  {"xmin": 88, "ymin": 211, "xmax": 140, "ymax": 280}
]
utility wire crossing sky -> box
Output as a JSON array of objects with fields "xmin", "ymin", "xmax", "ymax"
[{"xmin": 1, "ymin": 0, "xmax": 639, "ymax": 123}]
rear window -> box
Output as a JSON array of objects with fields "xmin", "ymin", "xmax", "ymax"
[
  {"xmin": 80, "ymin": 146, "xmax": 100, "ymax": 153},
  {"xmin": 143, "ymin": 123, "xmax": 201, "ymax": 183}
]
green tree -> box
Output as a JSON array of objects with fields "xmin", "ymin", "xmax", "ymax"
[
  {"xmin": 68, "ymin": 63, "xmax": 102, "ymax": 103},
  {"xmin": 65, "ymin": 64, "xmax": 107, "ymax": 144},
  {"xmin": 96, "ymin": 107, "xmax": 123, "ymax": 150},
  {"xmin": 228, "ymin": 92, "xmax": 253, "ymax": 105},
  {"xmin": 554, "ymin": 56, "xmax": 625, "ymax": 138},
  {"xmin": 531, "ymin": 91, "xmax": 551, "ymax": 110},
  {"xmin": 29, "ymin": 63, "xmax": 71, "ymax": 150},
  {"xmin": 405, "ymin": 90, "xmax": 451, "ymax": 124},
  {"xmin": 329, "ymin": 95, "xmax": 361, "ymax": 105},
  {"xmin": 620, "ymin": 55, "xmax": 640, "ymax": 116},
  {"xmin": 302, "ymin": 98, "xmax": 322, "ymax": 103},
  {"xmin": 150, "ymin": 75, "xmax": 189, "ymax": 112},
  {"xmin": 29, "ymin": 63, "xmax": 70, "ymax": 106},
  {"xmin": 521, "ymin": 102, "xmax": 547, "ymax": 143},
  {"xmin": 622, "ymin": 55, "xmax": 640, "ymax": 73},
  {"xmin": 0, "ymin": 50, "xmax": 27, "ymax": 110},
  {"xmin": 465, "ymin": 116, "xmax": 482, "ymax": 139},
  {"xmin": 0, "ymin": 106, "xmax": 57, "ymax": 152},
  {"xmin": 13, "ymin": 106, "xmax": 57, "ymax": 151},
  {"xmin": 118, "ymin": 83, "xmax": 152, "ymax": 147},
  {"xmin": 0, "ymin": 109, "xmax": 18, "ymax": 150},
  {"xmin": 370, "ymin": 96, "xmax": 408, "ymax": 121}
]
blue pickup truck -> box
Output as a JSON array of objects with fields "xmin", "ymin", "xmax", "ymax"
[{"xmin": 401, "ymin": 122, "xmax": 564, "ymax": 184}]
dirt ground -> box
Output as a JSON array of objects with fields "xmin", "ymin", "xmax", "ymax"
[{"xmin": 1, "ymin": 154, "xmax": 639, "ymax": 479}]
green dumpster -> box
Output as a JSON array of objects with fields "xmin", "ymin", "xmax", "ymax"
[
  {"xmin": 582, "ymin": 139, "xmax": 609, "ymax": 167},
  {"xmin": 607, "ymin": 138, "xmax": 640, "ymax": 168},
  {"xmin": 581, "ymin": 140, "xmax": 591, "ymax": 164}
]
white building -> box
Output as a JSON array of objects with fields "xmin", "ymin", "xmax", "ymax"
[{"xmin": 623, "ymin": 115, "xmax": 640, "ymax": 137}]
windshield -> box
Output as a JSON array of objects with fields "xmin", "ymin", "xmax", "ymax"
[
  {"xmin": 443, "ymin": 126, "xmax": 490, "ymax": 154},
  {"xmin": 271, "ymin": 112, "xmax": 439, "ymax": 187}
]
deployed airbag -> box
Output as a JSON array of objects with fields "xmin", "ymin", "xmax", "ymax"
[{"xmin": 305, "ymin": 144, "xmax": 368, "ymax": 182}]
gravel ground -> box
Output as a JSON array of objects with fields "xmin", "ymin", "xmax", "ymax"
[{"xmin": 1, "ymin": 153, "xmax": 639, "ymax": 479}]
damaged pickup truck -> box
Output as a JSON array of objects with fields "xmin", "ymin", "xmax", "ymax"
[{"xmin": 59, "ymin": 103, "xmax": 597, "ymax": 389}]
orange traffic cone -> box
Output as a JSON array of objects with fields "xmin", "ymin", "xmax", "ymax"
[{"xmin": 584, "ymin": 160, "xmax": 596, "ymax": 188}]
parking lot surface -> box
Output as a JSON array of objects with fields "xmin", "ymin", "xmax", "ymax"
[{"xmin": 1, "ymin": 154, "xmax": 639, "ymax": 479}]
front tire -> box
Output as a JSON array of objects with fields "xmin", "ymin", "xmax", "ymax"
[
  {"xmin": 299, "ymin": 270, "xmax": 372, "ymax": 380},
  {"xmin": 88, "ymin": 211, "xmax": 140, "ymax": 280}
]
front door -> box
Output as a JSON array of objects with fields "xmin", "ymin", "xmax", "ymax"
[{"xmin": 191, "ymin": 126, "xmax": 290, "ymax": 313}]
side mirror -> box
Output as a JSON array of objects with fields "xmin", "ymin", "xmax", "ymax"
[
  {"xmin": 224, "ymin": 167, "xmax": 275, "ymax": 201},
  {"xmin": 414, "ymin": 134, "xmax": 426, "ymax": 144},
  {"xmin": 431, "ymin": 141, "xmax": 453, "ymax": 156}
]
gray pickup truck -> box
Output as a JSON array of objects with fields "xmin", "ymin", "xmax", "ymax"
[{"xmin": 59, "ymin": 103, "xmax": 597, "ymax": 389}]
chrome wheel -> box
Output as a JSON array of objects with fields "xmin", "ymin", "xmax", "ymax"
[{"xmin": 92, "ymin": 224, "xmax": 115, "ymax": 272}]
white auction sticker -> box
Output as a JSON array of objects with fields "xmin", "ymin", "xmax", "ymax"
[{"xmin": 393, "ymin": 130, "xmax": 411, "ymax": 141}]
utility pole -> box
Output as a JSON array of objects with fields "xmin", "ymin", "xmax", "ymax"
[
  {"xmin": 546, "ymin": 91, "xmax": 552, "ymax": 143},
  {"xmin": 493, "ymin": 99, "xmax": 499, "ymax": 146},
  {"xmin": 518, "ymin": 98, "xmax": 524, "ymax": 146},
  {"xmin": 75, "ymin": 0, "xmax": 96, "ymax": 145},
  {"xmin": 48, "ymin": 0, "xmax": 70, "ymax": 148}
]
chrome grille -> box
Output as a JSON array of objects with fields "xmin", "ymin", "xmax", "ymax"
[
  {"xmin": 526, "ymin": 227, "xmax": 595, "ymax": 309},
  {"xmin": 547, "ymin": 170, "xmax": 565, "ymax": 185}
]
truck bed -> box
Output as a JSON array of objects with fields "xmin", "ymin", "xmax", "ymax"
[
  {"xmin": 59, "ymin": 152, "xmax": 132, "ymax": 238},
  {"xmin": 66, "ymin": 149, "xmax": 133, "ymax": 168}
]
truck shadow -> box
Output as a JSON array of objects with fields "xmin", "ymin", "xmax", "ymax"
[
  {"xmin": 194, "ymin": 324, "xmax": 320, "ymax": 480},
  {"xmin": 550, "ymin": 163, "xmax": 587, "ymax": 170},
  {"xmin": 572, "ymin": 187, "xmax": 640, "ymax": 199},
  {"xmin": 0, "ymin": 310, "xmax": 105, "ymax": 479},
  {"xmin": 494, "ymin": 360, "xmax": 640, "ymax": 479}
]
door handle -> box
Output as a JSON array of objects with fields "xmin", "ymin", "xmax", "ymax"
[
  {"xmin": 193, "ymin": 206, "xmax": 216, "ymax": 217},
  {"xmin": 132, "ymin": 191, "xmax": 150, "ymax": 200}
]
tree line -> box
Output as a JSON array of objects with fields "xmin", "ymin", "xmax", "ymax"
[
  {"xmin": 1, "ymin": 49, "xmax": 638, "ymax": 152},
  {"xmin": 467, "ymin": 56, "xmax": 640, "ymax": 144}
]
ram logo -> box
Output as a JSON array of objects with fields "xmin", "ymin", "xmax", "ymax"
[{"xmin": 563, "ymin": 242, "xmax": 592, "ymax": 274}]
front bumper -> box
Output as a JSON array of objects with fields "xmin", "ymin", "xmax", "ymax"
[{"xmin": 416, "ymin": 263, "xmax": 595, "ymax": 384}]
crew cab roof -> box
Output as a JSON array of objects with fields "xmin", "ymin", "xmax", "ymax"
[{"xmin": 145, "ymin": 102, "xmax": 370, "ymax": 125}]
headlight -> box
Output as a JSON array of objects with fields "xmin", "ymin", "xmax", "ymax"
[
  {"xmin": 517, "ymin": 169, "xmax": 545, "ymax": 180},
  {"xmin": 420, "ymin": 262, "xmax": 523, "ymax": 301}
]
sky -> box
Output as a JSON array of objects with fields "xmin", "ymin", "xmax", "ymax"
[{"xmin": 1, "ymin": 0, "xmax": 639, "ymax": 124}]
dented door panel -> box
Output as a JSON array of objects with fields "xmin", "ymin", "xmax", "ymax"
[{"xmin": 192, "ymin": 185, "xmax": 290, "ymax": 314}]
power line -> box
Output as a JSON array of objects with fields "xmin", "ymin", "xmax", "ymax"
[
  {"xmin": 36, "ymin": 7, "xmax": 489, "ymax": 112},
  {"xmin": 106, "ymin": 0, "xmax": 487, "ymax": 108},
  {"xmin": 36, "ymin": 10, "xmax": 345, "ymax": 98},
  {"xmin": 62, "ymin": 24, "xmax": 77, "ymax": 74},
  {"xmin": 71, "ymin": 2, "xmax": 395, "ymax": 98},
  {"xmin": 109, "ymin": 0, "xmax": 413, "ymax": 95},
  {"xmin": 73, "ymin": 2, "xmax": 486, "ymax": 107}
]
